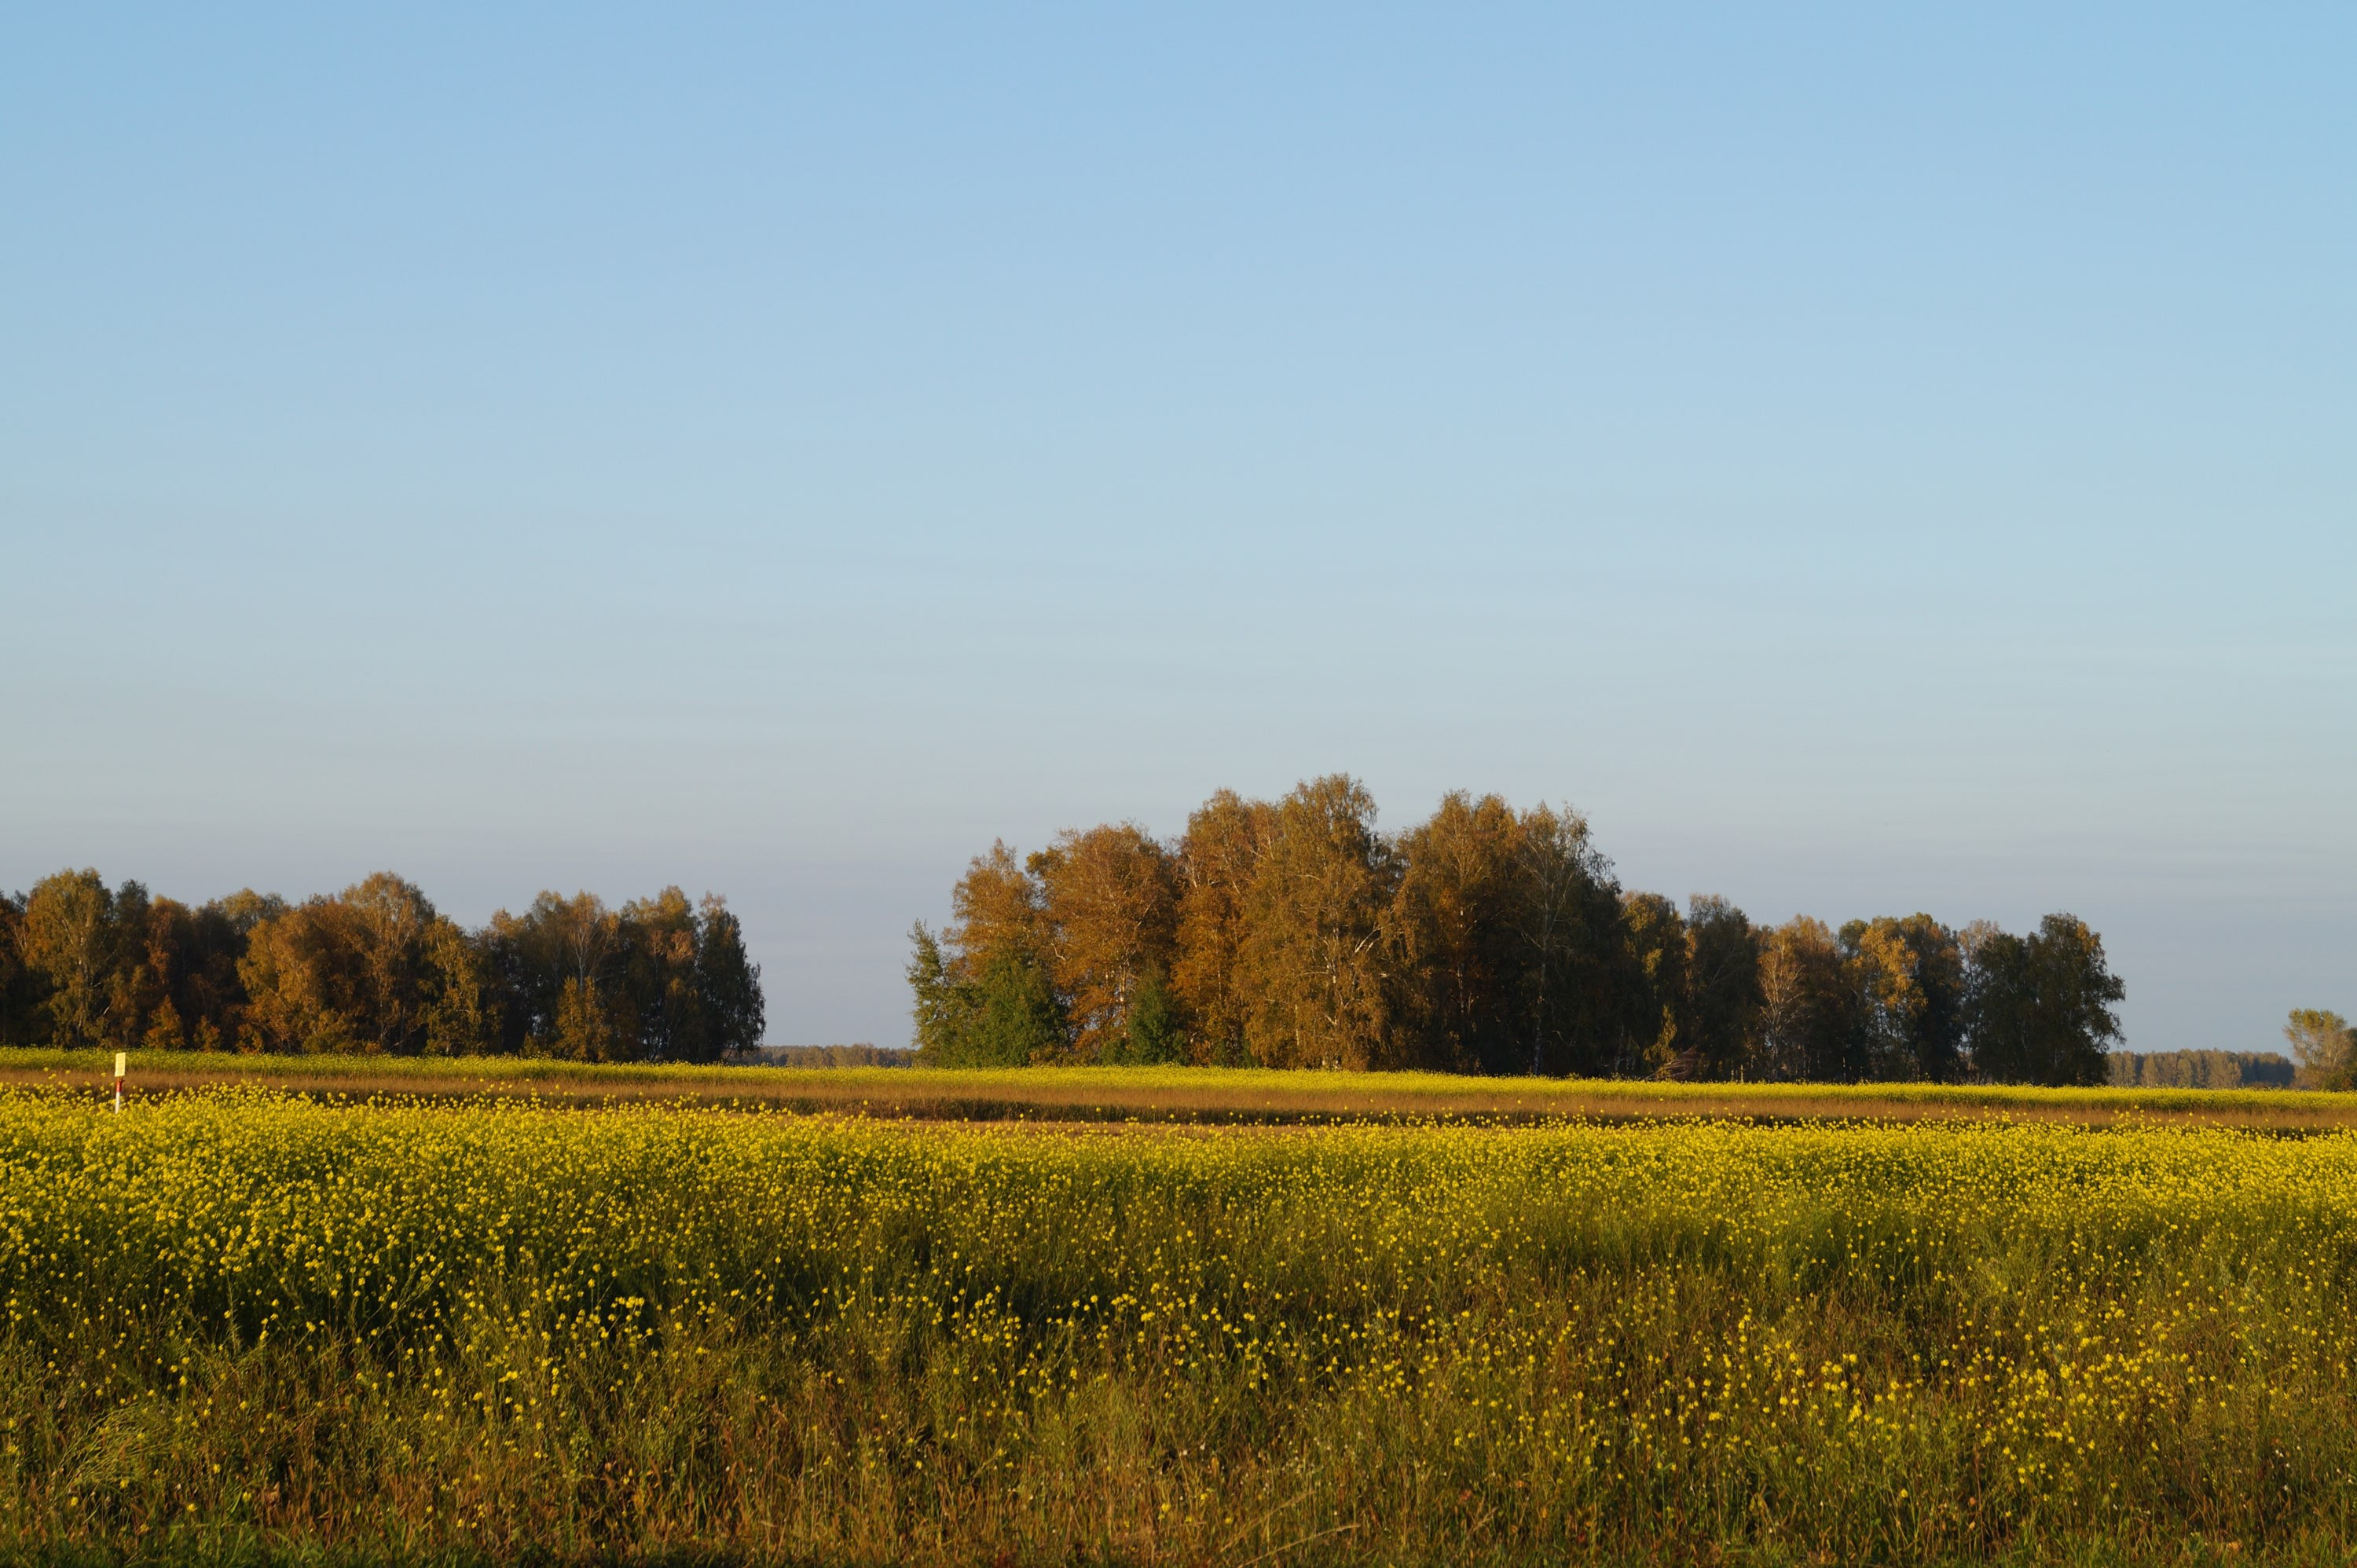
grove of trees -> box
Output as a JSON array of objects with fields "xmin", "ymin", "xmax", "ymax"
[
  {"xmin": 911, "ymin": 776, "xmax": 2128, "ymax": 1086},
  {"xmin": 0, "ymin": 870, "xmax": 763, "ymax": 1061}
]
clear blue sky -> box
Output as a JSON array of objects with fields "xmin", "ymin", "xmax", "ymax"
[{"xmin": 4, "ymin": 5, "xmax": 2351, "ymax": 1053}]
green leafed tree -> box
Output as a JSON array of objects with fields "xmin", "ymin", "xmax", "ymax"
[
  {"xmin": 0, "ymin": 892, "xmax": 34, "ymax": 1046},
  {"xmin": 19, "ymin": 870, "xmax": 153, "ymax": 1050},
  {"xmin": 907, "ymin": 921, "xmax": 964, "ymax": 1061},
  {"xmin": 691, "ymin": 895, "xmax": 766, "ymax": 1058},
  {"xmin": 966, "ymin": 947, "xmax": 1068, "ymax": 1064},
  {"xmin": 1388, "ymin": 792, "xmax": 1529, "ymax": 1074},
  {"xmin": 422, "ymin": 918, "xmax": 497, "ymax": 1057},
  {"xmin": 906, "ymin": 841, "xmax": 1069, "ymax": 1065},
  {"xmin": 1683, "ymin": 895, "xmax": 1762, "ymax": 1079},
  {"xmin": 1111, "ymin": 967, "xmax": 1186, "ymax": 1064},
  {"xmin": 907, "ymin": 922, "xmax": 1065, "ymax": 1066},
  {"xmin": 1754, "ymin": 916, "xmax": 1857, "ymax": 1081},
  {"xmin": 482, "ymin": 887, "xmax": 761, "ymax": 1062},
  {"xmin": 1618, "ymin": 892, "xmax": 1689, "ymax": 1076},
  {"xmin": 1507, "ymin": 803, "xmax": 1626, "ymax": 1078},
  {"xmin": 132, "ymin": 896, "xmax": 262, "ymax": 1051},
  {"xmin": 485, "ymin": 891, "xmax": 626, "ymax": 1059},
  {"xmin": 1841, "ymin": 914, "xmax": 1967, "ymax": 1082},
  {"xmin": 1963, "ymin": 914, "xmax": 2124, "ymax": 1086}
]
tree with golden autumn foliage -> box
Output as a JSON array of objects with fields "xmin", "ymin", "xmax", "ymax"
[
  {"xmin": 1170, "ymin": 789, "xmax": 1272, "ymax": 1066},
  {"xmin": 913, "ymin": 779, "xmax": 2123, "ymax": 1083},
  {"xmin": 239, "ymin": 874, "xmax": 485, "ymax": 1055},
  {"xmin": 17, "ymin": 870, "xmax": 150, "ymax": 1050},
  {"xmin": 2282, "ymin": 1008, "xmax": 2355, "ymax": 1090},
  {"xmin": 0, "ymin": 867, "xmax": 760, "ymax": 1061},
  {"xmin": 1032, "ymin": 824, "xmax": 1183, "ymax": 1064},
  {"xmin": 1232, "ymin": 776, "xmax": 1397, "ymax": 1070}
]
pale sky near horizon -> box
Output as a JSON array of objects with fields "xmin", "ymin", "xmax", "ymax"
[{"xmin": 3, "ymin": 5, "xmax": 2352, "ymax": 1053}]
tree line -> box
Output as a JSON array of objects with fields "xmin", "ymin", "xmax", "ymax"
[
  {"xmin": 2107, "ymin": 1050, "xmax": 2294, "ymax": 1090},
  {"xmin": 910, "ymin": 776, "xmax": 2127, "ymax": 1085},
  {"xmin": 0, "ymin": 870, "xmax": 764, "ymax": 1061},
  {"xmin": 2106, "ymin": 1015, "xmax": 2355, "ymax": 1090}
]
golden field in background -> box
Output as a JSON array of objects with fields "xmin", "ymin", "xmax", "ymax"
[{"xmin": 3, "ymin": 1048, "xmax": 2354, "ymax": 1130}]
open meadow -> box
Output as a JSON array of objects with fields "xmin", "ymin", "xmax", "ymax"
[{"xmin": 5, "ymin": 1070, "xmax": 2357, "ymax": 1565}]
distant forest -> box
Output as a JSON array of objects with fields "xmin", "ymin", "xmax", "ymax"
[
  {"xmin": 0, "ymin": 870, "xmax": 763, "ymax": 1061},
  {"xmin": 2109, "ymin": 1050, "xmax": 2295, "ymax": 1090},
  {"xmin": 911, "ymin": 776, "xmax": 2128, "ymax": 1086}
]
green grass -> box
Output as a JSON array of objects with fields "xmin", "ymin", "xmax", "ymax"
[{"xmin": 4, "ymin": 1086, "xmax": 2357, "ymax": 1563}]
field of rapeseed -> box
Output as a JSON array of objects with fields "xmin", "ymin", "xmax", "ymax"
[
  {"xmin": 3, "ymin": 1090, "xmax": 2355, "ymax": 1565},
  {"xmin": 9, "ymin": 1049, "xmax": 2355, "ymax": 1130}
]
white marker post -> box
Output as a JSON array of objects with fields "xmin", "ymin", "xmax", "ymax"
[{"xmin": 115, "ymin": 1052, "xmax": 126, "ymax": 1115}]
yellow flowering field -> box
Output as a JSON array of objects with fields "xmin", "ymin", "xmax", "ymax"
[
  {"xmin": 4, "ymin": 1089, "xmax": 2355, "ymax": 1564},
  {"xmin": 9, "ymin": 1048, "xmax": 2356, "ymax": 1130}
]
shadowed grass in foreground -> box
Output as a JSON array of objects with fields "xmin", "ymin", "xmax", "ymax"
[
  {"xmin": 5, "ymin": 1090, "xmax": 2357, "ymax": 1563},
  {"xmin": 4, "ymin": 1048, "xmax": 2355, "ymax": 1130}
]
